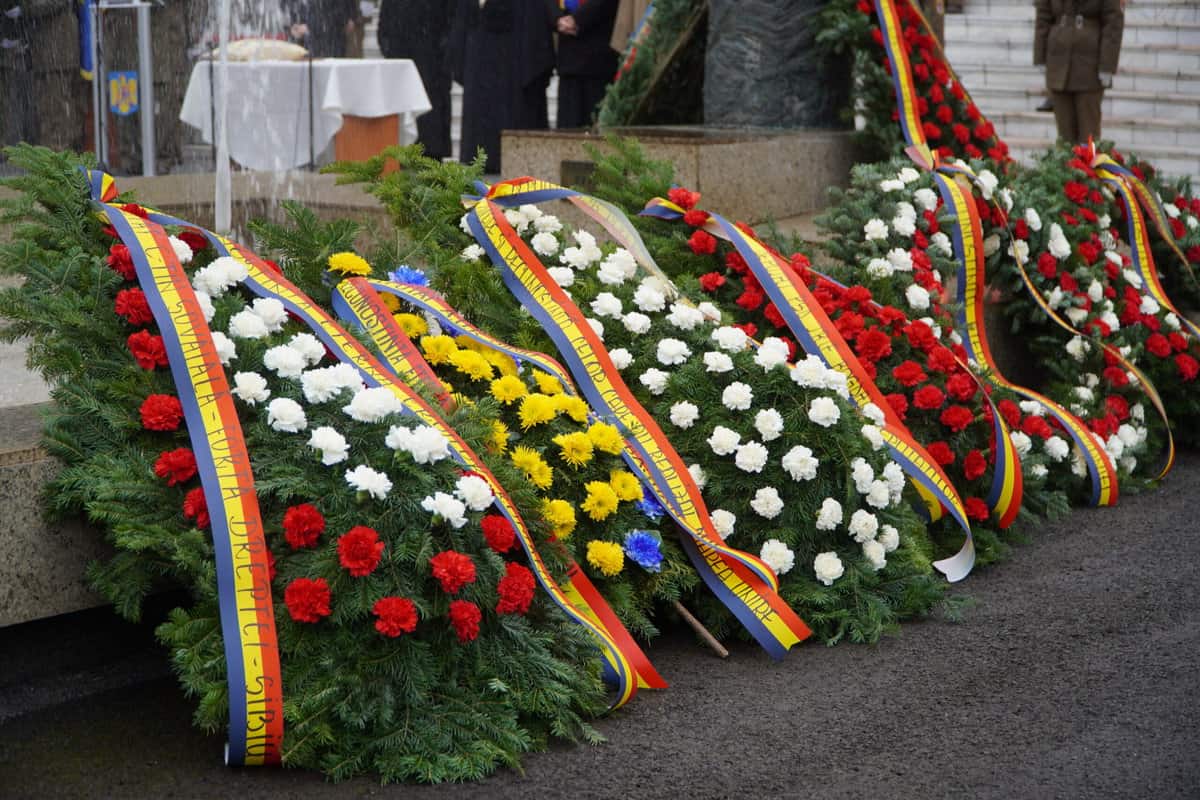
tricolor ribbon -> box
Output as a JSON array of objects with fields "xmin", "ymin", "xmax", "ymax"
[
  {"xmin": 615, "ymin": 0, "xmax": 655, "ymax": 82},
  {"xmin": 466, "ymin": 197, "xmax": 812, "ymax": 657},
  {"xmin": 332, "ymin": 278, "xmax": 666, "ymax": 691},
  {"xmin": 642, "ymin": 197, "xmax": 981, "ymax": 579},
  {"xmin": 88, "ymin": 176, "xmax": 283, "ymax": 766}
]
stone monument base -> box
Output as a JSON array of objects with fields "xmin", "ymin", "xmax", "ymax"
[{"xmin": 501, "ymin": 126, "xmax": 857, "ymax": 222}]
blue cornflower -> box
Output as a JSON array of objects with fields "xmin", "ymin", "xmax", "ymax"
[
  {"xmin": 389, "ymin": 265, "xmax": 429, "ymax": 286},
  {"xmin": 623, "ymin": 531, "xmax": 663, "ymax": 573},
  {"xmin": 635, "ymin": 491, "xmax": 665, "ymax": 521}
]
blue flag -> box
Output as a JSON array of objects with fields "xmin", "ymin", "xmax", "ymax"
[{"xmin": 78, "ymin": 0, "xmax": 94, "ymax": 79}]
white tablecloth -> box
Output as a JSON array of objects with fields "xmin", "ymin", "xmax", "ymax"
[{"xmin": 180, "ymin": 59, "xmax": 432, "ymax": 172}]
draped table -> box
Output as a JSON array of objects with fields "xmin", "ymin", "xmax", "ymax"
[{"xmin": 179, "ymin": 59, "xmax": 431, "ymax": 171}]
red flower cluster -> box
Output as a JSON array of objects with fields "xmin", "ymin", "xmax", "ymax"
[
  {"xmin": 430, "ymin": 550, "xmax": 476, "ymax": 594},
  {"xmin": 337, "ymin": 525, "xmax": 385, "ymax": 577},
  {"xmin": 481, "ymin": 514, "xmax": 516, "ymax": 553},
  {"xmin": 372, "ymin": 596, "xmax": 418, "ymax": 637},
  {"xmin": 114, "ymin": 288, "xmax": 154, "ymax": 325},
  {"xmin": 106, "ymin": 244, "xmax": 136, "ymax": 281},
  {"xmin": 177, "ymin": 230, "xmax": 209, "ymax": 254},
  {"xmin": 140, "ymin": 394, "xmax": 183, "ymax": 431},
  {"xmin": 154, "ymin": 447, "xmax": 197, "ymax": 486},
  {"xmin": 283, "ymin": 503, "xmax": 326, "ymax": 549},
  {"xmin": 182, "ymin": 487, "xmax": 210, "ymax": 529},
  {"xmin": 285, "ymin": 577, "xmax": 332, "ymax": 624},
  {"xmin": 448, "ymin": 599, "xmax": 482, "ymax": 643},
  {"xmin": 127, "ymin": 330, "xmax": 169, "ymax": 370},
  {"xmin": 495, "ymin": 562, "xmax": 536, "ymax": 615},
  {"xmin": 667, "ymin": 187, "xmax": 700, "ymax": 210}
]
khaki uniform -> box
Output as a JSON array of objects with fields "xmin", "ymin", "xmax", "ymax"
[{"xmin": 1034, "ymin": 0, "xmax": 1124, "ymax": 143}]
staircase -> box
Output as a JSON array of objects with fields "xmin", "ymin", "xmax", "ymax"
[{"xmin": 945, "ymin": 0, "xmax": 1200, "ymax": 177}]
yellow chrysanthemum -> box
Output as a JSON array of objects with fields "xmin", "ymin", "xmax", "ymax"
[
  {"xmin": 609, "ymin": 469, "xmax": 642, "ymax": 502},
  {"xmin": 586, "ymin": 539, "xmax": 625, "ymax": 577},
  {"xmin": 392, "ymin": 312, "xmax": 428, "ymax": 339},
  {"xmin": 326, "ymin": 251, "xmax": 372, "ymax": 276},
  {"xmin": 484, "ymin": 349, "xmax": 519, "ymax": 377},
  {"xmin": 541, "ymin": 498, "xmax": 577, "ymax": 539},
  {"xmin": 555, "ymin": 395, "xmax": 590, "ymax": 423},
  {"xmin": 533, "ymin": 371, "xmax": 564, "ymax": 395},
  {"xmin": 581, "ymin": 480, "xmax": 619, "ymax": 522},
  {"xmin": 449, "ymin": 348, "xmax": 494, "ymax": 382},
  {"xmin": 455, "ymin": 334, "xmax": 489, "ymax": 353},
  {"xmin": 528, "ymin": 461, "xmax": 554, "ymax": 490},
  {"xmin": 586, "ymin": 421, "xmax": 625, "ymax": 455},
  {"xmin": 380, "ymin": 293, "xmax": 401, "ymax": 312},
  {"xmin": 552, "ymin": 432, "xmax": 594, "ymax": 468},
  {"xmin": 489, "ymin": 420, "xmax": 510, "ymax": 453},
  {"xmin": 489, "ymin": 375, "xmax": 528, "ymax": 405},
  {"xmin": 420, "ymin": 335, "xmax": 458, "ymax": 365},
  {"xmin": 518, "ymin": 393, "xmax": 558, "ymax": 429}
]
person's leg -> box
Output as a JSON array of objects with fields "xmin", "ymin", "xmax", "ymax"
[
  {"xmin": 1075, "ymin": 89, "xmax": 1104, "ymax": 142},
  {"xmin": 578, "ymin": 76, "xmax": 610, "ymax": 126},
  {"xmin": 1050, "ymin": 90, "xmax": 1078, "ymax": 143},
  {"xmin": 557, "ymin": 75, "xmax": 584, "ymax": 129}
]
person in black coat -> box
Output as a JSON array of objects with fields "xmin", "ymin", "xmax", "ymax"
[
  {"xmin": 451, "ymin": 0, "xmax": 554, "ymax": 173},
  {"xmin": 285, "ymin": 0, "xmax": 359, "ymax": 58},
  {"xmin": 377, "ymin": 0, "xmax": 453, "ymax": 159},
  {"xmin": 547, "ymin": 0, "xmax": 619, "ymax": 129}
]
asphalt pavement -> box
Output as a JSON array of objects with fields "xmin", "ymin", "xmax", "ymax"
[{"xmin": 2, "ymin": 454, "xmax": 1199, "ymax": 800}]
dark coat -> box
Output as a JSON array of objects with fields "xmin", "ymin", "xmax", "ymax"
[
  {"xmin": 546, "ymin": 0, "xmax": 619, "ymax": 78},
  {"xmin": 285, "ymin": 0, "xmax": 359, "ymax": 58},
  {"xmin": 451, "ymin": 0, "xmax": 554, "ymax": 171},
  {"xmin": 1034, "ymin": 0, "xmax": 1124, "ymax": 93},
  {"xmin": 377, "ymin": 0, "xmax": 454, "ymax": 158}
]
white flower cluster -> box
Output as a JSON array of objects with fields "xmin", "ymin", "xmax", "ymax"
[{"xmin": 386, "ymin": 424, "xmax": 452, "ymax": 464}]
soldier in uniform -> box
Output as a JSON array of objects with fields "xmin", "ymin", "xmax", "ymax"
[{"xmin": 1034, "ymin": 0, "xmax": 1125, "ymax": 143}]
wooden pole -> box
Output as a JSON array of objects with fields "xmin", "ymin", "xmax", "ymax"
[{"xmin": 672, "ymin": 600, "xmax": 729, "ymax": 658}]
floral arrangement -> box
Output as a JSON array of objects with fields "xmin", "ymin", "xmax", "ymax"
[
  {"xmin": 0, "ymin": 147, "xmax": 609, "ymax": 783},
  {"xmin": 815, "ymin": 0, "xmax": 1009, "ymax": 165},
  {"xmin": 1122, "ymin": 154, "xmax": 1200, "ymax": 312},
  {"xmin": 332, "ymin": 149, "xmax": 947, "ymax": 645}
]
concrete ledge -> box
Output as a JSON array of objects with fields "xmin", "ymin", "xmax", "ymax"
[
  {"xmin": 501, "ymin": 126, "xmax": 858, "ymax": 222},
  {"xmin": 0, "ymin": 404, "xmax": 110, "ymax": 627}
]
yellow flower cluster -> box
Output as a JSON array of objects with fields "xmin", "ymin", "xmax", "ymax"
[
  {"xmin": 393, "ymin": 312, "xmax": 428, "ymax": 339},
  {"xmin": 326, "ymin": 251, "xmax": 372, "ymax": 276},
  {"xmin": 586, "ymin": 540, "xmax": 625, "ymax": 577},
  {"xmin": 581, "ymin": 480, "xmax": 619, "ymax": 521},
  {"xmin": 518, "ymin": 393, "xmax": 558, "ymax": 429},
  {"xmin": 541, "ymin": 498, "xmax": 577, "ymax": 539},
  {"xmin": 489, "ymin": 375, "xmax": 528, "ymax": 405},
  {"xmin": 586, "ymin": 422, "xmax": 625, "ymax": 455},
  {"xmin": 552, "ymin": 431, "xmax": 594, "ymax": 468},
  {"xmin": 555, "ymin": 395, "xmax": 590, "ymax": 423},
  {"xmin": 380, "ymin": 293, "xmax": 401, "ymax": 312},
  {"xmin": 609, "ymin": 470, "xmax": 642, "ymax": 502},
  {"xmin": 449, "ymin": 348, "xmax": 494, "ymax": 381},
  {"xmin": 511, "ymin": 445, "xmax": 554, "ymax": 489},
  {"xmin": 534, "ymin": 371, "xmax": 564, "ymax": 395},
  {"xmin": 489, "ymin": 420, "xmax": 509, "ymax": 453},
  {"xmin": 420, "ymin": 334, "xmax": 458, "ymax": 365}
]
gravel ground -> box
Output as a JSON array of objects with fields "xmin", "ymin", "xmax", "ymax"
[{"xmin": 2, "ymin": 454, "xmax": 1199, "ymax": 800}]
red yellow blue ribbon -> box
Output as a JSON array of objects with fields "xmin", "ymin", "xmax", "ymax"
[
  {"xmin": 466, "ymin": 197, "xmax": 812, "ymax": 657},
  {"xmin": 88, "ymin": 177, "xmax": 284, "ymax": 766}
]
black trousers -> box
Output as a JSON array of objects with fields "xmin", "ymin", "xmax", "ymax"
[{"xmin": 556, "ymin": 75, "xmax": 610, "ymax": 129}]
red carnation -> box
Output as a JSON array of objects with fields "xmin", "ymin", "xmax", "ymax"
[
  {"xmin": 763, "ymin": 302, "xmax": 786, "ymax": 328},
  {"xmin": 114, "ymin": 288, "xmax": 154, "ymax": 325},
  {"xmin": 284, "ymin": 577, "xmax": 331, "ymax": 624},
  {"xmin": 1036, "ymin": 252, "xmax": 1058, "ymax": 280},
  {"xmin": 337, "ymin": 526, "xmax": 385, "ymax": 577},
  {"xmin": 964, "ymin": 497, "xmax": 990, "ymax": 521},
  {"xmin": 913, "ymin": 385, "xmax": 946, "ymax": 410},
  {"xmin": 892, "ymin": 360, "xmax": 927, "ymax": 387},
  {"xmin": 495, "ymin": 562, "xmax": 536, "ymax": 615},
  {"xmin": 683, "ymin": 209, "xmax": 710, "ymax": 227},
  {"xmin": 106, "ymin": 244, "xmax": 136, "ymax": 280},
  {"xmin": 1176, "ymin": 353, "xmax": 1199, "ymax": 381},
  {"xmin": 885, "ymin": 392, "xmax": 909, "ymax": 420},
  {"xmin": 1022, "ymin": 415, "xmax": 1054, "ymax": 440},
  {"xmin": 926, "ymin": 345, "xmax": 958, "ymax": 373},
  {"xmin": 1169, "ymin": 332, "xmax": 1189, "ymax": 353},
  {"xmin": 1170, "ymin": 218, "xmax": 1185, "ymax": 239},
  {"xmin": 120, "ymin": 203, "xmax": 150, "ymax": 219},
  {"xmin": 1105, "ymin": 394, "xmax": 1130, "ymax": 421},
  {"xmin": 140, "ymin": 393, "xmax": 183, "ymax": 431},
  {"xmin": 182, "ymin": 487, "xmax": 210, "ymax": 529},
  {"xmin": 1060, "ymin": 272, "xmax": 1078, "ymax": 292},
  {"xmin": 726, "ymin": 251, "xmax": 749, "ymax": 274},
  {"xmin": 481, "ymin": 514, "xmax": 517, "ymax": 553},
  {"xmin": 733, "ymin": 322, "xmax": 757, "ymax": 339},
  {"xmin": 904, "ymin": 320, "xmax": 937, "ymax": 351},
  {"xmin": 1145, "ymin": 333, "xmax": 1172, "ymax": 358},
  {"xmin": 127, "ymin": 329, "xmax": 169, "ymax": 370},
  {"xmin": 154, "ymin": 447, "xmax": 197, "ymax": 486},
  {"xmin": 177, "ymin": 230, "xmax": 209, "ymax": 253},
  {"xmin": 952, "ymin": 123, "xmax": 971, "ymax": 145},
  {"xmin": 940, "ymin": 404, "xmax": 974, "ymax": 432},
  {"xmin": 1102, "ymin": 366, "xmax": 1129, "ymax": 387},
  {"xmin": 935, "ymin": 104, "xmax": 953, "ymax": 124},
  {"xmin": 844, "ymin": 285, "xmax": 873, "ymax": 307},
  {"xmin": 963, "ymin": 449, "xmax": 986, "ymax": 481},
  {"xmin": 448, "ymin": 599, "xmax": 482, "ymax": 643},
  {"xmin": 372, "ymin": 596, "xmax": 418, "ymax": 637},
  {"xmin": 1077, "ymin": 241, "xmax": 1101, "ymax": 265},
  {"xmin": 876, "ymin": 305, "xmax": 907, "ymax": 329},
  {"xmin": 667, "ymin": 187, "xmax": 700, "ymax": 210},
  {"xmin": 283, "ymin": 503, "xmax": 326, "ymax": 549},
  {"xmin": 735, "ymin": 286, "xmax": 765, "ymax": 311},
  {"xmin": 836, "ymin": 311, "xmax": 865, "ymax": 341},
  {"xmin": 927, "ymin": 441, "xmax": 955, "ymax": 466},
  {"xmin": 688, "ymin": 229, "xmax": 717, "ymax": 256},
  {"xmin": 430, "ymin": 550, "xmax": 476, "ymax": 594},
  {"xmin": 945, "ymin": 372, "xmax": 976, "ymax": 402},
  {"xmin": 996, "ymin": 399, "xmax": 1021, "ymax": 429},
  {"xmin": 855, "ymin": 328, "xmax": 893, "ymax": 363},
  {"xmin": 698, "ymin": 272, "xmax": 726, "ymax": 293},
  {"xmin": 1064, "ymin": 182, "xmax": 1089, "ymax": 205}
]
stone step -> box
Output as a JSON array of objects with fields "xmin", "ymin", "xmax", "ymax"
[
  {"xmin": 955, "ymin": 62, "xmax": 1200, "ymax": 95},
  {"xmin": 954, "ymin": 0, "xmax": 1200, "ymax": 25},
  {"xmin": 967, "ymin": 85, "xmax": 1200, "ymax": 122},
  {"xmin": 946, "ymin": 14, "xmax": 1200, "ymax": 47},
  {"xmin": 992, "ymin": 109, "xmax": 1196, "ymax": 146},
  {"xmin": 946, "ymin": 38, "xmax": 1200, "ymax": 72}
]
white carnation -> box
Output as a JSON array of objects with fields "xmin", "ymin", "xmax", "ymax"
[
  {"xmin": 879, "ymin": 524, "xmax": 900, "ymax": 553},
  {"xmin": 547, "ymin": 266, "xmax": 576, "ymax": 287},
  {"xmin": 251, "ymin": 297, "xmax": 288, "ymax": 333},
  {"xmin": 688, "ymin": 463, "xmax": 708, "ymax": 490},
  {"xmin": 657, "ymin": 337, "xmax": 691, "ymax": 366},
  {"xmin": 1140, "ymin": 295, "xmax": 1160, "ymax": 315},
  {"xmin": 1047, "ymin": 223, "xmax": 1072, "ymax": 260},
  {"xmin": 168, "ymin": 235, "xmax": 193, "ymax": 265},
  {"xmin": 210, "ymin": 331, "xmax": 237, "ymax": 365},
  {"xmin": 667, "ymin": 302, "xmax": 706, "ymax": 331},
  {"xmin": 710, "ymin": 509, "xmax": 736, "ymax": 539},
  {"xmin": 791, "ymin": 355, "xmax": 827, "ymax": 388},
  {"xmin": 697, "ymin": 301, "xmax": 721, "ymax": 321},
  {"xmin": 892, "ymin": 214, "xmax": 917, "ymax": 237},
  {"xmin": 782, "ymin": 445, "xmax": 819, "ymax": 481},
  {"xmin": 905, "ymin": 284, "xmax": 931, "ymax": 311},
  {"xmin": 534, "ymin": 214, "xmax": 562, "ymax": 233},
  {"xmin": 288, "ymin": 333, "xmax": 326, "ymax": 366},
  {"xmin": 386, "ymin": 424, "xmax": 451, "ymax": 464},
  {"xmin": 703, "ymin": 351, "xmax": 734, "ymax": 373},
  {"xmin": 633, "ymin": 282, "xmax": 667, "ymax": 312},
  {"xmin": 712, "ymin": 326, "xmax": 749, "ymax": 352},
  {"xmin": 863, "ymin": 402, "xmax": 886, "ymax": 425},
  {"xmin": 913, "ymin": 187, "xmax": 938, "ymax": 211},
  {"xmin": 930, "ymin": 231, "xmax": 952, "ymax": 256},
  {"xmin": 754, "ymin": 408, "xmax": 784, "ymax": 441},
  {"xmin": 228, "ymin": 308, "xmax": 270, "ymax": 340},
  {"xmin": 848, "ymin": 509, "xmax": 879, "ymax": 543},
  {"xmin": 531, "ymin": 232, "xmax": 559, "ymax": 257},
  {"xmin": 300, "ymin": 367, "xmax": 345, "ymax": 404},
  {"xmin": 1010, "ymin": 430, "xmax": 1033, "ymax": 458},
  {"xmin": 898, "ymin": 167, "xmax": 920, "ymax": 184},
  {"xmin": 194, "ymin": 291, "xmax": 215, "ymax": 323},
  {"xmin": 455, "ymin": 474, "xmax": 495, "ymax": 511},
  {"xmin": 232, "ymin": 371, "xmax": 271, "ymax": 405},
  {"xmin": 344, "ymin": 464, "xmax": 393, "ymax": 500},
  {"xmin": 851, "ymin": 457, "xmax": 875, "ymax": 494},
  {"xmin": 639, "ymin": 368, "xmax": 669, "ymax": 395},
  {"xmin": 1024, "ymin": 207, "xmax": 1042, "ymax": 232},
  {"xmin": 266, "ymin": 397, "xmax": 307, "ymax": 433},
  {"xmin": 1065, "ymin": 336, "xmax": 1090, "ymax": 361},
  {"xmin": 707, "ymin": 425, "xmax": 741, "ymax": 456},
  {"xmin": 342, "ymin": 386, "xmax": 403, "ymax": 423},
  {"xmin": 460, "ymin": 244, "xmax": 485, "ymax": 262},
  {"xmin": 866, "ymin": 258, "xmax": 894, "ymax": 279},
  {"xmin": 879, "ymin": 178, "xmax": 905, "ymax": 193},
  {"xmin": 983, "ymin": 234, "xmax": 1001, "ymax": 256},
  {"xmin": 262, "ymin": 344, "xmax": 307, "ymax": 380},
  {"xmin": 887, "ymin": 248, "xmax": 914, "ymax": 272},
  {"xmin": 670, "ymin": 401, "xmax": 700, "ymax": 429},
  {"xmin": 807, "ymin": 396, "xmax": 841, "ymax": 427},
  {"xmin": 976, "ymin": 169, "xmax": 999, "ymax": 199},
  {"xmin": 813, "ymin": 552, "xmax": 844, "ymax": 586},
  {"xmin": 590, "ymin": 292, "xmax": 624, "ymax": 319},
  {"xmin": 307, "ymin": 425, "xmax": 349, "ymax": 465},
  {"xmin": 866, "ymin": 479, "xmax": 892, "ymax": 509},
  {"xmin": 735, "ymin": 441, "xmax": 770, "ymax": 473},
  {"xmin": 816, "ymin": 497, "xmax": 843, "ymax": 531},
  {"xmin": 883, "ymin": 461, "xmax": 905, "ymax": 501},
  {"xmin": 722, "ymin": 382, "xmax": 754, "ymax": 411},
  {"xmin": 586, "ymin": 317, "xmax": 604, "ymax": 340},
  {"xmin": 758, "ymin": 537, "xmax": 794, "ymax": 573},
  {"xmin": 754, "ymin": 337, "xmax": 790, "ymax": 371},
  {"xmin": 862, "ymin": 539, "xmax": 887, "ymax": 571},
  {"xmin": 863, "ymin": 218, "xmax": 889, "ymax": 240},
  {"xmin": 861, "ymin": 424, "xmax": 885, "ymax": 450},
  {"xmin": 622, "ymin": 312, "xmax": 652, "ymax": 334},
  {"xmin": 420, "ymin": 491, "xmax": 467, "ymax": 527},
  {"xmin": 609, "ymin": 347, "xmax": 634, "ymax": 370}
]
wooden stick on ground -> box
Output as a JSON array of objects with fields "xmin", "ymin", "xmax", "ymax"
[{"xmin": 672, "ymin": 600, "xmax": 729, "ymax": 658}]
